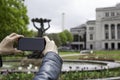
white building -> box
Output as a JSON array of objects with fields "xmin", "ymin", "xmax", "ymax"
[{"xmin": 71, "ymin": 3, "xmax": 120, "ymax": 50}]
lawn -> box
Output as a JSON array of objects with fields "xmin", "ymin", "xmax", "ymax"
[{"xmin": 60, "ymin": 50, "xmax": 120, "ymax": 61}]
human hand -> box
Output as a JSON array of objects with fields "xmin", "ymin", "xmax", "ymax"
[
  {"xmin": 0, "ymin": 33, "xmax": 24, "ymax": 55},
  {"xmin": 42, "ymin": 36, "xmax": 58, "ymax": 55}
]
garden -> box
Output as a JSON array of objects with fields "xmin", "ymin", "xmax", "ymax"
[{"xmin": 0, "ymin": 50, "xmax": 120, "ymax": 80}]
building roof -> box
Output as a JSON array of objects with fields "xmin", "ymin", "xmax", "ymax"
[
  {"xmin": 71, "ymin": 24, "xmax": 86, "ymax": 30},
  {"xmin": 96, "ymin": 3, "xmax": 120, "ymax": 11},
  {"xmin": 87, "ymin": 20, "xmax": 96, "ymax": 25}
]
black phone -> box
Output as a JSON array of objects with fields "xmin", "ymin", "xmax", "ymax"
[{"xmin": 18, "ymin": 37, "xmax": 46, "ymax": 51}]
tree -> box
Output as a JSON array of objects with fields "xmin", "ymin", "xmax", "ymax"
[
  {"xmin": 63, "ymin": 30, "xmax": 73, "ymax": 42},
  {"xmin": 0, "ymin": 0, "xmax": 30, "ymax": 41},
  {"xmin": 59, "ymin": 32, "xmax": 67, "ymax": 45},
  {"xmin": 47, "ymin": 33, "xmax": 61, "ymax": 47}
]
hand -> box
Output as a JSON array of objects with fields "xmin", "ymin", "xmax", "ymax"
[
  {"xmin": 0, "ymin": 33, "xmax": 24, "ymax": 55},
  {"xmin": 42, "ymin": 36, "xmax": 58, "ymax": 55}
]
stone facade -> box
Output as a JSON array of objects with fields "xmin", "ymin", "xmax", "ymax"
[{"xmin": 70, "ymin": 3, "xmax": 120, "ymax": 50}]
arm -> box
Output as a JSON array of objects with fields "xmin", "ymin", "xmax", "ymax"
[
  {"xmin": 33, "ymin": 36, "xmax": 63, "ymax": 80},
  {"xmin": 33, "ymin": 52, "xmax": 63, "ymax": 80}
]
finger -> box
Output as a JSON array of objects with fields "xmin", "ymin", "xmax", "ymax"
[
  {"xmin": 43, "ymin": 36, "xmax": 50, "ymax": 42},
  {"xmin": 51, "ymin": 40, "xmax": 55, "ymax": 44},
  {"xmin": 9, "ymin": 33, "xmax": 17, "ymax": 37},
  {"xmin": 11, "ymin": 35, "xmax": 24, "ymax": 41}
]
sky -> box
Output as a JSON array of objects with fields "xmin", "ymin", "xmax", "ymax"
[{"xmin": 24, "ymin": 0, "xmax": 120, "ymax": 33}]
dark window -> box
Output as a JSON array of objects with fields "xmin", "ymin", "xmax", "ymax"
[
  {"xmin": 117, "ymin": 24, "xmax": 120, "ymax": 39},
  {"xmin": 90, "ymin": 34, "xmax": 93, "ymax": 40},
  {"xmin": 90, "ymin": 44, "xmax": 93, "ymax": 49},
  {"xmin": 111, "ymin": 24, "xmax": 115, "ymax": 39},
  {"xmin": 105, "ymin": 24, "xmax": 109, "ymax": 30},
  {"xmin": 105, "ymin": 43, "xmax": 108, "ymax": 50},
  {"xmin": 111, "ymin": 12, "xmax": 115, "ymax": 16},
  {"xmin": 73, "ymin": 35, "xmax": 78, "ymax": 41},
  {"xmin": 111, "ymin": 43, "xmax": 115, "ymax": 50},
  {"xmin": 105, "ymin": 12, "xmax": 109, "ymax": 17},
  {"xmin": 104, "ymin": 24, "xmax": 109, "ymax": 39},
  {"xmin": 118, "ymin": 43, "xmax": 120, "ymax": 50}
]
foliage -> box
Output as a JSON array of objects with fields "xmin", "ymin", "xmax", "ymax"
[
  {"xmin": 60, "ymin": 68, "xmax": 120, "ymax": 80},
  {"xmin": 1, "ymin": 73, "xmax": 34, "ymax": 80},
  {"xmin": 58, "ymin": 29, "xmax": 73, "ymax": 45},
  {"xmin": 1, "ymin": 68, "xmax": 120, "ymax": 80},
  {"xmin": 47, "ymin": 33, "xmax": 62, "ymax": 47},
  {"xmin": 59, "ymin": 31, "xmax": 67, "ymax": 45},
  {"xmin": 0, "ymin": 0, "xmax": 32, "ymax": 41},
  {"xmin": 63, "ymin": 30, "xmax": 73, "ymax": 42},
  {"xmin": 45, "ymin": 29, "xmax": 73, "ymax": 46}
]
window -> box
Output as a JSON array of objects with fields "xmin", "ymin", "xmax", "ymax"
[
  {"xmin": 111, "ymin": 43, "xmax": 115, "ymax": 50},
  {"xmin": 90, "ymin": 44, "xmax": 93, "ymax": 49},
  {"xmin": 117, "ymin": 24, "xmax": 120, "ymax": 39},
  {"xmin": 90, "ymin": 34, "xmax": 93, "ymax": 40},
  {"xmin": 105, "ymin": 24, "xmax": 108, "ymax": 30},
  {"xmin": 117, "ymin": 12, "xmax": 120, "ymax": 16},
  {"xmin": 105, "ymin": 32, "xmax": 109, "ymax": 39},
  {"xmin": 111, "ymin": 12, "xmax": 115, "ymax": 16},
  {"xmin": 105, "ymin": 12, "xmax": 109, "ymax": 17},
  {"xmin": 118, "ymin": 43, "xmax": 120, "ymax": 49},
  {"xmin": 73, "ymin": 35, "xmax": 78, "ymax": 41},
  {"xmin": 105, "ymin": 43, "xmax": 108, "ymax": 50},
  {"xmin": 104, "ymin": 24, "xmax": 109, "ymax": 39},
  {"xmin": 111, "ymin": 24, "xmax": 115, "ymax": 39}
]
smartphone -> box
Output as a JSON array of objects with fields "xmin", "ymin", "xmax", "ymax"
[{"xmin": 18, "ymin": 37, "xmax": 46, "ymax": 51}]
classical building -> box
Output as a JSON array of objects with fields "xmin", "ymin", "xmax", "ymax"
[
  {"xmin": 70, "ymin": 24, "xmax": 86, "ymax": 50},
  {"xmin": 70, "ymin": 3, "xmax": 120, "ymax": 50}
]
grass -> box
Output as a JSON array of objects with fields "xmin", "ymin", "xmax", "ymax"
[
  {"xmin": 59, "ymin": 51, "xmax": 79, "ymax": 55},
  {"xmin": 60, "ymin": 50, "xmax": 120, "ymax": 61}
]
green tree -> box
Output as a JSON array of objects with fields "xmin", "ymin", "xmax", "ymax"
[
  {"xmin": 47, "ymin": 33, "xmax": 61, "ymax": 47},
  {"xmin": 63, "ymin": 30, "xmax": 73, "ymax": 42},
  {"xmin": 59, "ymin": 32, "xmax": 67, "ymax": 45},
  {"xmin": 0, "ymin": 0, "xmax": 30, "ymax": 41}
]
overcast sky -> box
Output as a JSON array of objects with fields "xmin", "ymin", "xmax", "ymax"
[{"xmin": 24, "ymin": 0, "xmax": 120, "ymax": 33}]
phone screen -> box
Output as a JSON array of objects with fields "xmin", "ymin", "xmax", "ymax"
[{"xmin": 18, "ymin": 37, "xmax": 45, "ymax": 51}]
